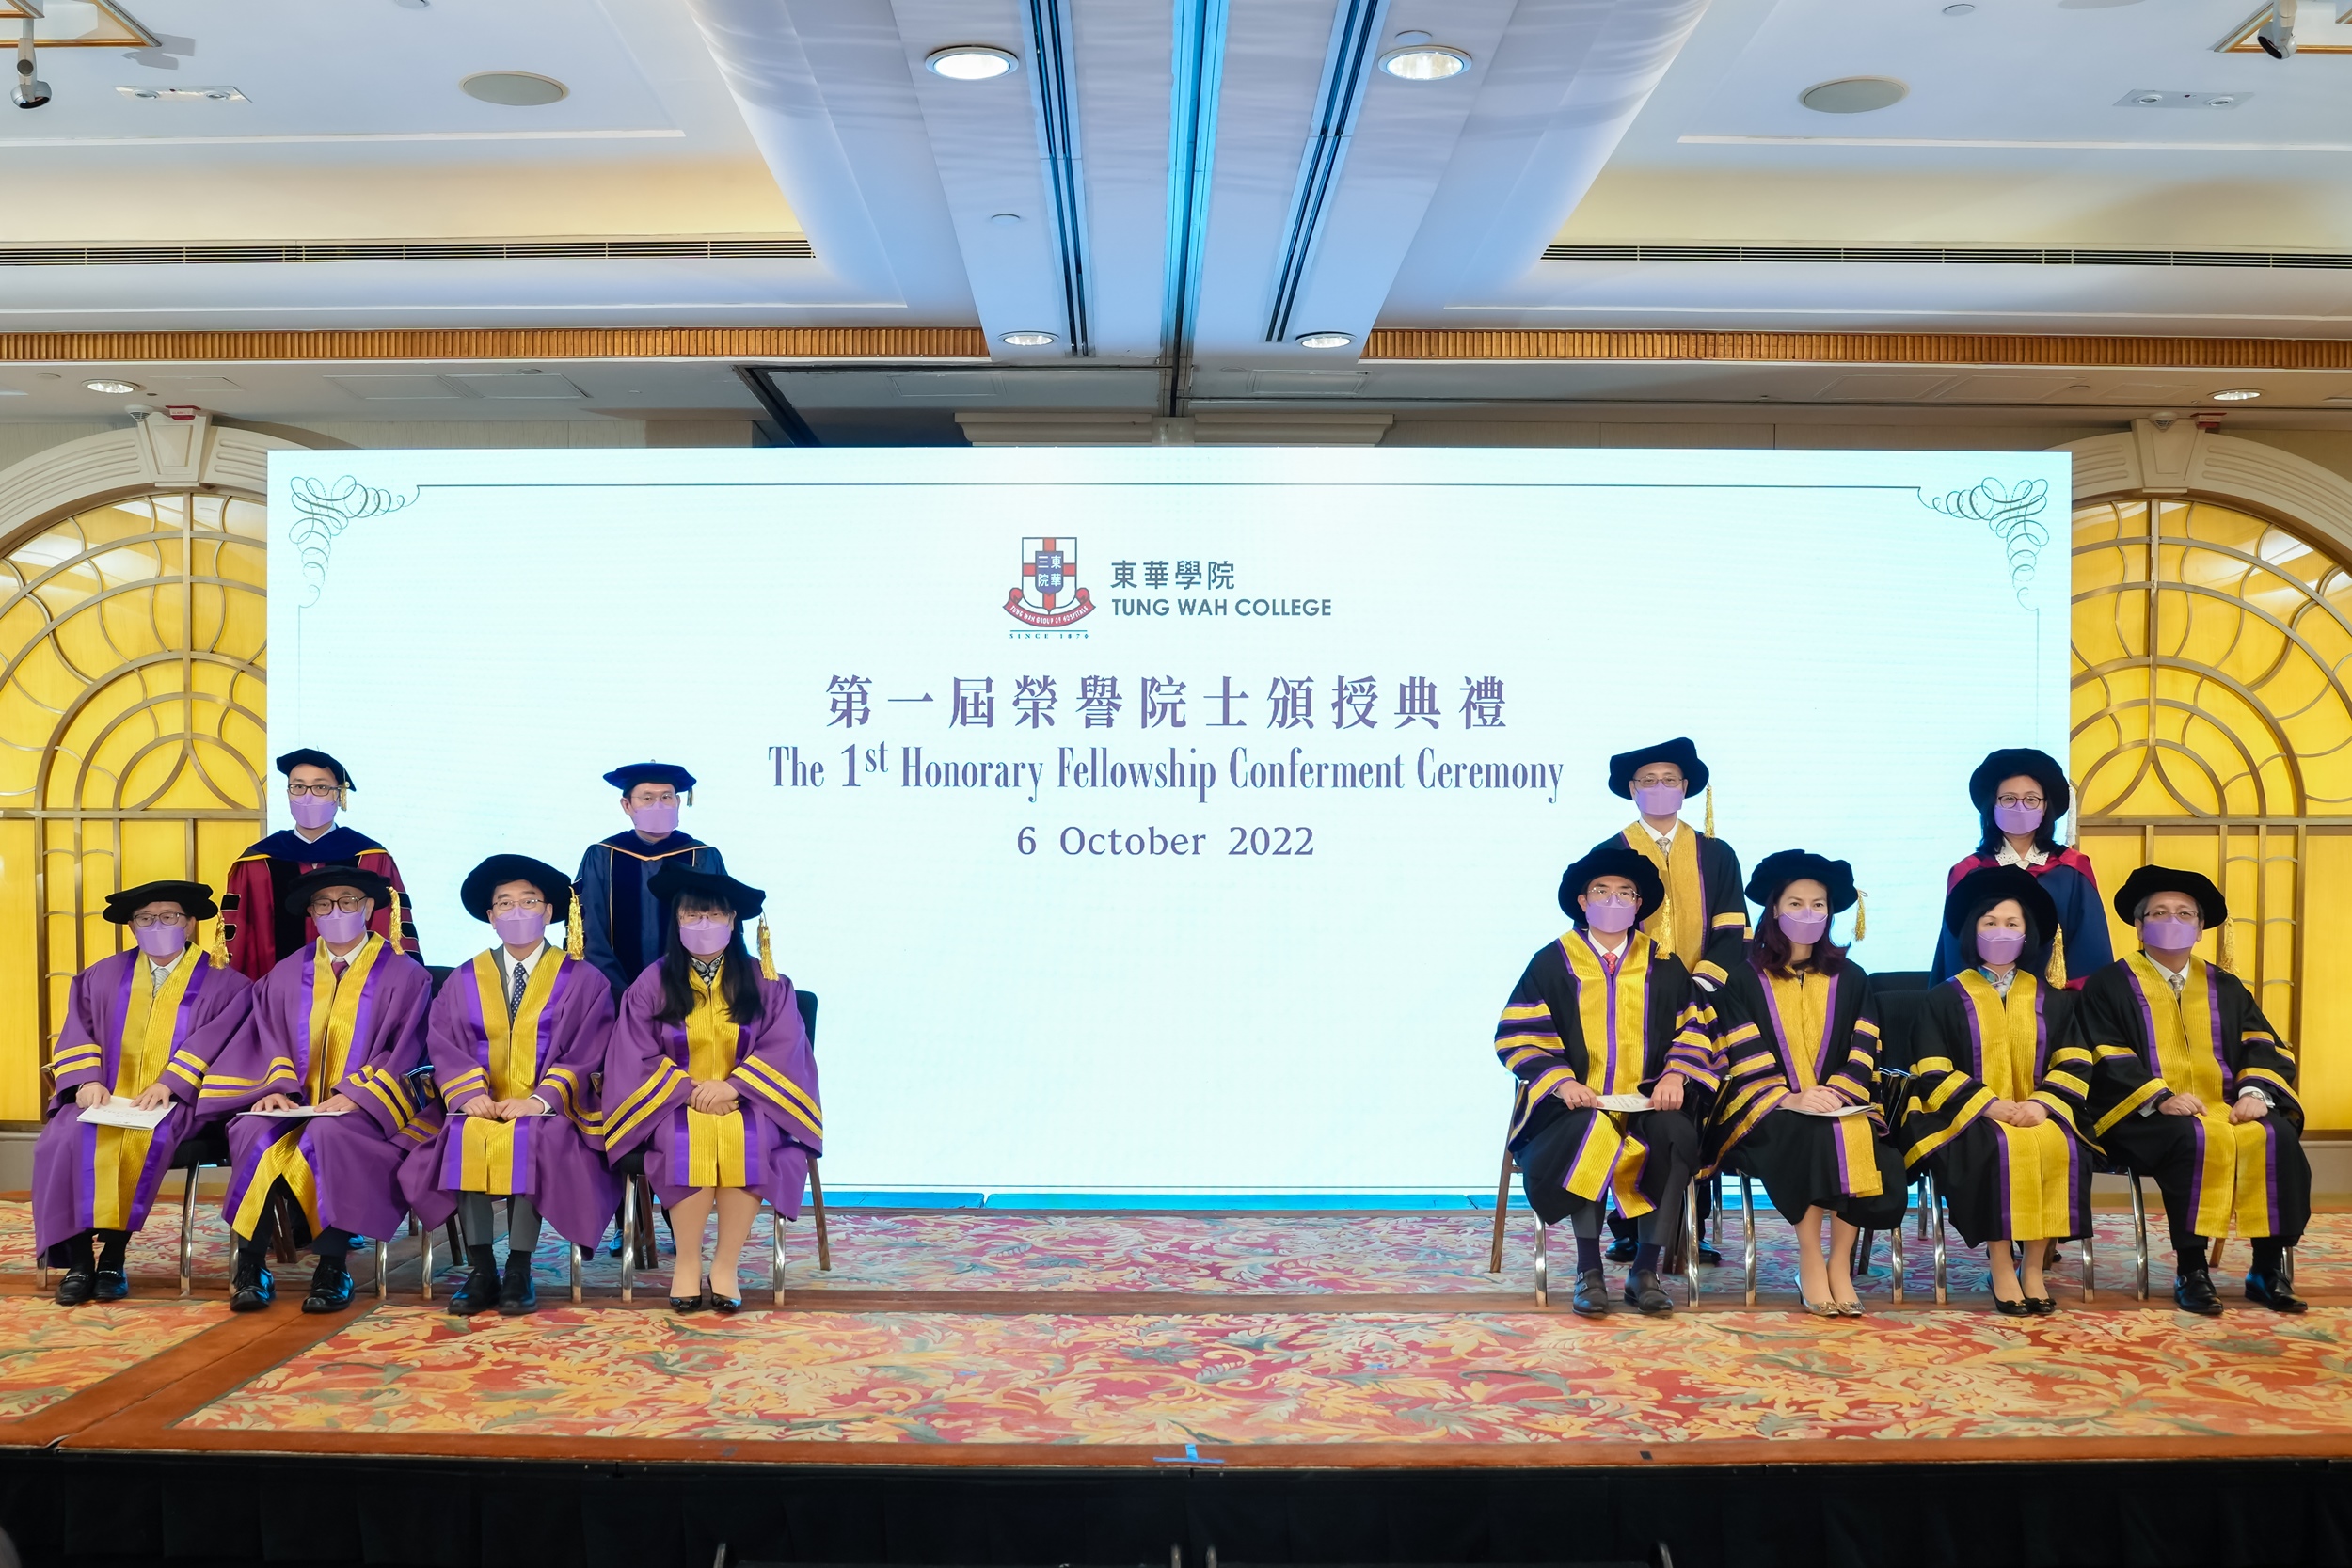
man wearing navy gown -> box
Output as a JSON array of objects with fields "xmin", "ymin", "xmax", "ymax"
[{"xmin": 573, "ymin": 762, "xmax": 727, "ymax": 999}]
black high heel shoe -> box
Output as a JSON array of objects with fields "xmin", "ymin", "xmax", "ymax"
[
  {"xmin": 707, "ymin": 1276, "xmax": 743, "ymax": 1315},
  {"xmin": 669, "ymin": 1277, "xmax": 706, "ymax": 1313}
]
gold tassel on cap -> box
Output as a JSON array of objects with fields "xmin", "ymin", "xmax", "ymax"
[
  {"xmin": 1704, "ymin": 784, "xmax": 1715, "ymax": 839},
  {"xmin": 1852, "ymin": 891, "xmax": 1867, "ymax": 944},
  {"xmin": 386, "ymin": 886, "xmax": 402, "ymax": 947},
  {"xmin": 1653, "ymin": 895, "xmax": 1677, "ymax": 965},
  {"xmin": 2220, "ymin": 917, "xmax": 2238, "ymax": 975},
  {"xmin": 757, "ymin": 916, "xmax": 777, "ymax": 982},
  {"xmin": 2045, "ymin": 921, "xmax": 2068, "ymax": 988},
  {"xmin": 206, "ymin": 917, "xmax": 230, "ymax": 968},
  {"xmin": 566, "ymin": 888, "xmax": 585, "ymax": 960}
]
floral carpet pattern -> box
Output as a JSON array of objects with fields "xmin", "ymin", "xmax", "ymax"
[
  {"xmin": 5, "ymin": 1201, "xmax": 2344, "ymax": 1300},
  {"xmin": 0, "ymin": 1297, "xmax": 217, "ymax": 1422},
  {"xmin": 176, "ymin": 1302, "xmax": 2352, "ymax": 1446}
]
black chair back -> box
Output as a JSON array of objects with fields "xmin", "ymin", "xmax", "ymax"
[
  {"xmin": 1871, "ymin": 969, "xmax": 1932, "ymax": 993},
  {"xmin": 1876, "ymin": 989, "xmax": 1927, "ymax": 1073},
  {"xmin": 795, "ymin": 989, "xmax": 818, "ymax": 1050},
  {"xmin": 426, "ymin": 964, "xmax": 454, "ymax": 997}
]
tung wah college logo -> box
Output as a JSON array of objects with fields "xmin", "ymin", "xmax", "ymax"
[{"xmin": 1004, "ymin": 536, "xmax": 1095, "ymax": 628}]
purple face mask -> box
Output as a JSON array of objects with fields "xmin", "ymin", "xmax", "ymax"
[
  {"xmin": 1976, "ymin": 927, "xmax": 2027, "ymax": 965},
  {"xmin": 1993, "ymin": 801, "xmax": 2043, "ymax": 836},
  {"xmin": 632, "ymin": 800, "xmax": 680, "ymax": 836},
  {"xmin": 492, "ymin": 909, "xmax": 548, "ymax": 949},
  {"xmin": 1777, "ymin": 909, "xmax": 1830, "ymax": 945},
  {"xmin": 2140, "ymin": 916, "xmax": 2201, "ymax": 952},
  {"xmin": 1632, "ymin": 784, "xmax": 1684, "ymax": 818},
  {"xmin": 289, "ymin": 792, "xmax": 337, "ymax": 830},
  {"xmin": 1584, "ymin": 896, "xmax": 1641, "ymax": 934},
  {"xmin": 314, "ymin": 906, "xmax": 369, "ymax": 945},
  {"xmin": 678, "ymin": 918, "xmax": 732, "ymax": 957},
  {"xmin": 135, "ymin": 921, "xmax": 188, "ymax": 959}
]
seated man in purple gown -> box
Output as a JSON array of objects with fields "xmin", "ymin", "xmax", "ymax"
[
  {"xmin": 33, "ymin": 881, "xmax": 252, "ymax": 1305},
  {"xmin": 200, "ymin": 866, "xmax": 432, "ymax": 1314},
  {"xmin": 399, "ymin": 854, "xmax": 618, "ymax": 1317}
]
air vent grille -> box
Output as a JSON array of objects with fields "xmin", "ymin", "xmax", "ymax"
[{"xmin": 0, "ymin": 236, "xmax": 814, "ymax": 267}]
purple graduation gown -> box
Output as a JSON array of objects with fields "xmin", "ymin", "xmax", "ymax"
[
  {"xmin": 33, "ymin": 949, "xmax": 252, "ymax": 1251},
  {"xmin": 202, "ymin": 934, "xmax": 432, "ymax": 1243},
  {"xmin": 601, "ymin": 960, "xmax": 820, "ymax": 1212},
  {"xmin": 398, "ymin": 945, "xmax": 620, "ymax": 1247}
]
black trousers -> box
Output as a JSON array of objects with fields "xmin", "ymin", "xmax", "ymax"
[
  {"xmin": 1519, "ymin": 1104, "xmax": 1701, "ymax": 1235},
  {"xmin": 2099, "ymin": 1108, "xmax": 2311, "ymax": 1254}
]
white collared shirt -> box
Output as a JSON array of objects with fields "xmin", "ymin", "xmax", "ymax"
[
  {"xmin": 497, "ymin": 938, "xmax": 549, "ymax": 994},
  {"xmin": 1644, "ymin": 819, "xmax": 1679, "ymax": 857},
  {"xmin": 145, "ymin": 944, "xmax": 188, "ymax": 991},
  {"xmin": 1994, "ymin": 840, "xmax": 2050, "ymax": 870}
]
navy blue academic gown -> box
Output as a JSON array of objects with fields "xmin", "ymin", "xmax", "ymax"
[{"xmin": 573, "ymin": 832, "xmax": 726, "ymax": 998}]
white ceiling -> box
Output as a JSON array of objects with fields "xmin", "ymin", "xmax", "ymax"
[{"xmin": 5, "ymin": 0, "xmax": 2351, "ymax": 430}]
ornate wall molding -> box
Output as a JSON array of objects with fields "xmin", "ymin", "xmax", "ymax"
[
  {"xmin": 2054, "ymin": 420, "xmax": 2352, "ymax": 563},
  {"xmin": 0, "ymin": 415, "xmax": 314, "ymax": 547},
  {"xmin": 0, "ymin": 327, "xmax": 988, "ymax": 365}
]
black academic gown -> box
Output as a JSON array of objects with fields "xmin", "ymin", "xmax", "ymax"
[
  {"xmin": 1493, "ymin": 929, "xmax": 1719, "ymax": 1225},
  {"xmin": 1704, "ymin": 953, "xmax": 1907, "ymax": 1228},
  {"xmin": 1593, "ymin": 825, "xmax": 1748, "ymax": 990},
  {"xmin": 2075, "ymin": 956, "xmax": 2309, "ymax": 1249},
  {"xmin": 574, "ymin": 831, "xmax": 726, "ymax": 999}
]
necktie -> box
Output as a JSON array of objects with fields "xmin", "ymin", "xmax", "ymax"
[
  {"xmin": 331, "ymin": 958, "xmax": 348, "ymax": 981},
  {"xmin": 507, "ymin": 958, "xmax": 529, "ymax": 1022},
  {"xmin": 1602, "ymin": 950, "xmax": 1619, "ymax": 978}
]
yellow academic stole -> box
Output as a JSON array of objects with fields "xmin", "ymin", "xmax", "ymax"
[
  {"xmin": 88, "ymin": 954, "xmax": 201, "ymax": 1230},
  {"xmin": 453, "ymin": 950, "xmax": 564, "ymax": 1195},
  {"xmin": 306, "ymin": 934, "xmax": 387, "ymax": 1099},
  {"xmin": 682, "ymin": 963, "xmax": 748, "ymax": 1188},
  {"xmin": 1957, "ymin": 970, "xmax": 2074, "ymax": 1236},
  {"xmin": 1764, "ymin": 970, "xmax": 1882, "ymax": 1198},
  {"xmin": 1624, "ymin": 825, "xmax": 1704, "ymax": 970},
  {"xmin": 2130, "ymin": 956, "xmax": 2280, "ymax": 1236},
  {"xmin": 1554, "ymin": 933, "xmax": 1656, "ymax": 1216}
]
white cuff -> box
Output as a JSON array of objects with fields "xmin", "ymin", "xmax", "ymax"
[{"xmin": 2236, "ymin": 1085, "xmax": 2272, "ymax": 1108}]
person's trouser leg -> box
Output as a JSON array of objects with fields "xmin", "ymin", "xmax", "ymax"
[
  {"xmin": 508, "ymin": 1196, "xmax": 543, "ymax": 1257},
  {"xmin": 1633, "ymin": 1110, "xmax": 1700, "ymax": 1274}
]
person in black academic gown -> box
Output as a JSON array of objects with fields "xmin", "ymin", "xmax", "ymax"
[
  {"xmin": 573, "ymin": 762, "xmax": 727, "ymax": 1000},
  {"xmin": 1493, "ymin": 846, "xmax": 1719, "ymax": 1318}
]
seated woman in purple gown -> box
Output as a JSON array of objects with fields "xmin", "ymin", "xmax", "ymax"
[
  {"xmin": 601, "ymin": 867, "xmax": 820, "ymax": 1313},
  {"xmin": 33, "ymin": 881, "xmax": 251, "ymax": 1305}
]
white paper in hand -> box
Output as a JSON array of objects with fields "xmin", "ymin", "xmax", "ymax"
[
  {"xmin": 1596, "ymin": 1094, "xmax": 1653, "ymax": 1113},
  {"xmin": 79, "ymin": 1096, "xmax": 172, "ymax": 1131},
  {"xmin": 1790, "ymin": 1101, "xmax": 1872, "ymax": 1117},
  {"xmin": 240, "ymin": 1104, "xmax": 347, "ymax": 1119}
]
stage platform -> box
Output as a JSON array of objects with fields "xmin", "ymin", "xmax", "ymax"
[{"xmin": 2, "ymin": 1202, "xmax": 2350, "ymax": 1567}]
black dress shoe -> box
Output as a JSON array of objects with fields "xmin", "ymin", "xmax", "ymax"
[
  {"xmin": 2026, "ymin": 1296, "xmax": 2058, "ymax": 1316},
  {"xmin": 2174, "ymin": 1267, "xmax": 2225, "ymax": 1317},
  {"xmin": 230, "ymin": 1257, "xmax": 273, "ymax": 1312},
  {"xmin": 1624, "ymin": 1269, "xmax": 1675, "ymax": 1316},
  {"xmin": 54, "ymin": 1268, "xmax": 96, "ymax": 1307},
  {"xmin": 1697, "ymin": 1244, "xmax": 1724, "ymax": 1268},
  {"xmin": 2246, "ymin": 1269, "xmax": 2309, "ymax": 1314},
  {"xmin": 450, "ymin": 1265, "xmax": 501, "ymax": 1317},
  {"xmin": 1604, "ymin": 1239, "xmax": 1637, "ymax": 1264},
  {"xmin": 301, "ymin": 1258, "xmax": 355, "ymax": 1314},
  {"xmin": 1570, "ymin": 1268, "xmax": 1609, "ymax": 1317},
  {"xmin": 498, "ymin": 1253, "xmax": 537, "ymax": 1317},
  {"xmin": 91, "ymin": 1270, "xmax": 129, "ymax": 1303}
]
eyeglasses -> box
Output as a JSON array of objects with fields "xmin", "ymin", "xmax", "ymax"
[
  {"xmin": 129, "ymin": 912, "xmax": 186, "ymax": 928},
  {"xmin": 678, "ymin": 914, "xmax": 732, "ymax": 927},
  {"xmin": 1585, "ymin": 893, "xmax": 1638, "ymax": 906},
  {"xmin": 1631, "ymin": 773, "xmax": 1684, "ymax": 789},
  {"xmin": 306, "ymin": 895, "xmax": 371, "ymax": 915},
  {"xmin": 490, "ymin": 895, "xmax": 548, "ymax": 914},
  {"xmin": 631, "ymin": 790, "xmax": 680, "ymax": 807},
  {"xmin": 1995, "ymin": 793, "xmax": 2047, "ymax": 809},
  {"xmin": 286, "ymin": 783, "xmax": 342, "ymax": 799}
]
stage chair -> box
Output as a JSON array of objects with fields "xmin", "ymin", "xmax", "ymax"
[
  {"xmin": 1498, "ymin": 1127, "xmax": 1702, "ymax": 1307},
  {"xmin": 169, "ymin": 1122, "xmax": 233, "ymax": 1297}
]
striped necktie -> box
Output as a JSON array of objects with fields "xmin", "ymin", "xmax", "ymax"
[{"xmin": 506, "ymin": 956, "xmax": 529, "ymax": 1022}]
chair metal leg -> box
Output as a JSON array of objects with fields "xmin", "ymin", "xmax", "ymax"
[
  {"xmin": 1916, "ymin": 1188, "xmax": 1930, "ymax": 1240},
  {"xmin": 1533, "ymin": 1219, "xmax": 1549, "ymax": 1307},
  {"xmin": 619, "ymin": 1179, "xmax": 637, "ymax": 1304},
  {"xmin": 179, "ymin": 1164, "xmax": 200, "ymax": 1298},
  {"xmin": 375, "ymin": 1238, "xmax": 390, "ymax": 1301},
  {"xmin": 771, "ymin": 1205, "xmax": 787, "ymax": 1304},
  {"xmin": 2081, "ymin": 1227, "xmax": 2096, "ymax": 1304},
  {"xmin": 570, "ymin": 1243, "xmax": 584, "ymax": 1305},
  {"xmin": 1851, "ymin": 1226, "xmax": 1874, "ymax": 1281},
  {"xmin": 1710, "ymin": 1174, "xmax": 1724, "ymax": 1249},
  {"xmin": 419, "ymin": 1219, "xmax": 435, "ymax": 1302},
  {"xmin": 2211, "ymin": 1233, "xmax": 2227, "ymax": 1275},
  {"xmin": 1927, "ymin": 1169, "xmax": 1949, "ymax": 1306},
  {"xmin": 1889, "ymin": 1204, "xmax": 1906, "ymax": 1305},
  {"xmin": 634, "ymin": 1176, "xmax": 660, "ymax": 1268},
  {"xmin": 1682, "ymin": 1185, "xmax": 1701, "ymax": 1306},
  {"xmin": 1488, "ymin": 1149, "xmax": 1515, "ymax": 1274},
  {"xmin": 1739, "ymin": 1171, "xmax": 1758, "ymax": 1306},
  {"xmin": 809, "ymin": 1161, "xmax": 831, "ymax": 1273},
  {"xmin": 2129, "ymin": 1173, "xmax": 2151, "ymax": 1302}
]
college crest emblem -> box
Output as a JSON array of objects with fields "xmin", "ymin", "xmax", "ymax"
[{"xmin": 1004, "ymin": 536, "xmax": 1094, "ymax": 627}]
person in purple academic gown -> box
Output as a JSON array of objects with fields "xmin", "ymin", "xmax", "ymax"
[
  {"xmin": 200, "ymin": 865, "xmax": 432, "ymax": 1315},
  {"xmin": 33, "ymin": 881, "xmax": 252, "ymax": 1306},
  {"xmin": 399, "ymin": 854, "xmax": 618, "ymax": 1317},
  {"xmin": 602, "ymin": 867, "xmax": 818, "ymax": 1313}
]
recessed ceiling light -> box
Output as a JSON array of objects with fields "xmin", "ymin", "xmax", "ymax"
[
  {"xmin": 1379, "ymin": 45, "xmax": 1470, "ymax": 81},
  {"xmin": 1393, "ymin": 29, "xmax": 1434, "ymax": 43},
  {"xmin": 1941, "ymin": 3, "xmax": 1975, "ymax": 12},
  {"xmin": 989, "ymin": 213, "xmax": 1022, "ymax": 226},
  {"xmin": 926, "ymin": 45, "xmax": 1019, "ymax": 81},
  {"xmin": 86, "ymin": 379, "xmax": 139, "ymax": 395},
  {"xmin": 1000, "ymin": 330, "xmax": 1057, "ymax": 347},
  {"xmin": 1800, "ymin": 76, "xmax": 1908, "ymax": 114},
  {"xmin": 1296, "ymin": 331, "xmax": 1354, "ymax": 350},
  {"xmin": 2210, "ymin": 388, "xmax": 2262, "ymax": 401},
  {"xmin": 460, "ymin": 71, "xmax": 568, "ymax": 106}
]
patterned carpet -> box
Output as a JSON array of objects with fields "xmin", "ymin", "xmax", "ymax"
[
  {"xmin": 0, "ymin": 1297, "xmax": 217, "ymax": 1422},
  {"xmin": 174, "ymin": 1301, "xmax": 2352, "ymax": 1446},
  {"xmin": 4, "ymin": 1199, "xmax": 2343, "ymax": 1300}
]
